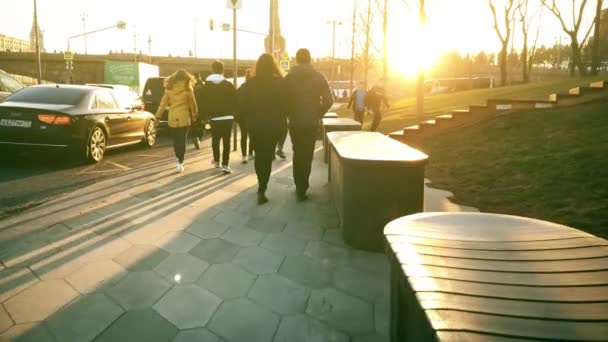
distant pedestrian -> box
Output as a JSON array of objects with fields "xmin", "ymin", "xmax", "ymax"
[
  {"xmin": 155, "ymin": 69, "xmax": 198, "ymax": 173},
  {"xmin": 237, "ymin": 69, "xmax": 255, "ymax": 163},
  {"xmin": 348, "ymin": 81, "xmax": 366, "ymax": 124},
  {"xmin": 365, "ymin": 83, "xmax": 390, "ymax": 131},
  {"xmin": 285, "ymin": 48, "xmax": 333, "ymax": 201},
  {"xmin": 199, "ymin": 61, "xmax": 237, "ymax": 174},
  {"xmin": 237, "ymin": 54, "xmax": 288, "ymax": 204}
]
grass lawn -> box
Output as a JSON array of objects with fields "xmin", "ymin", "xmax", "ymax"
[
  {"xmin": 416, "ymin": 99, "xmax": 608, "ymax": 238},
  {"xmin": 341, "ymin": 76, "xmax": 604, "ymax": 133}
]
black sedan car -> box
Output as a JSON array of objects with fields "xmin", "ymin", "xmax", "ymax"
[{"xmin": 0, "ymin": 84, "xmax": 157, "ymax": 162}]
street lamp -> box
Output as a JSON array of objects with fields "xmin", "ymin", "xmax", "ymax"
[{"xmin": 327, "ymin": 19, "xmax": 342, "ymax": 82}]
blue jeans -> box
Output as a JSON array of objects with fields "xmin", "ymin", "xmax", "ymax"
[{"xmin": 172, "ymin": 126, "xmax": 189, "ymax": 163}]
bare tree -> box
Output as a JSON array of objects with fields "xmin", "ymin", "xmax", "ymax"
[
  {"xmin": 541, "ymin": 0, "xmax": 595, "ymax": 76},
  {"xmin": 363, "ymin": 0, "xmax": 373, "ymax": 88},
  {"xmin": 488, "ymin": 0, "xmax": 517, "ymax": 86},
  {"xmin": 591, "ymin": 0, "xmax": 604, "ymax": 75},
  {"xmin": 517, "ymin": 0, "xmax": 544, "ymax": 82}
]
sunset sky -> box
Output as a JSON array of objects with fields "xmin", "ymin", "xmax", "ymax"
[{"xmin": 0, "ymin": 0, "xmax": 602, "ymax": 76}]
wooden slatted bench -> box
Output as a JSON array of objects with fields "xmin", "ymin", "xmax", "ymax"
[
  {"xmin": 327, "ymin": 131, "xmax": 428, "ymax": 251},
  {"xmin": 384, "ymin": 212, "xmax": 608, "ymax": 341},
  {"xmin": 322, "ymin": 117, "xmax": 361, "ymax": 163}
]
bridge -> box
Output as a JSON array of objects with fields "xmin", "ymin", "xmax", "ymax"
[
  {"xmin": 0, "ymin": 51, "xmax": 353, "ymax": 86},
  {"xmin": 0, "ymin": 51, "xmax": 257, "ymax": 84}
]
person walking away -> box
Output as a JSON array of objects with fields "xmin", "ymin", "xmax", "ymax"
[
  {"xmin": 365, "ymin": 83, "xmax": 390, "ymax": 132},
  {"xmin": 274, "ymin": 125, "xmax": 288, "ymax": 160},
  {"xmin": 238, "ymin": 53, "xmax": 288, "ymax": 204},
  {"xmin": 192, "ymin": 72, "xmax": 205, "ymax": 150},
  {"xmin": 199, "ymin": 61, "xmax": 237, "ymax": 174},
  {"xmin": 348, "ymin": 81, "xmax": 366, "ymax": 124},
  {"xmin": 155, "ymin": 69, "xmax": 198, "ymax": 173},
  {"xmin": 237, "ymin": 69, "xmax": 255, "ymax": 163},
  {"xmin": 285, "ymin": 48, "xmax": 333, "ymax": 201}
]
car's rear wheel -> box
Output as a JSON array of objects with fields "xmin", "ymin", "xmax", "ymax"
[
  {"xmin": 87, "ymin": 126, "xmax": 106, "ymax": 162},
  {"xmin": 142, "ymin": 120, "xmax": 156, "ymax": 147}
]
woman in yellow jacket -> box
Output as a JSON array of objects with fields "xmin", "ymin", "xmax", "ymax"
[{"xmin": 155, "ymin": 69, "xmax": 198, "ymax": 173}]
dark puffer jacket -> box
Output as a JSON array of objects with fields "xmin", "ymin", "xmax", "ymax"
[
  {"xmin": 284, "ymin": 64, "xmax": 333, "ymax": 128},
  {"xmin": 237, "ymin": 75, "xmax": 288, "ymax": 131}
]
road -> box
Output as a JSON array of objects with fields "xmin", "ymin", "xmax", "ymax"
[{"xmin": 0, "ymin": 130, "xmax": 189, "ymax": 219}]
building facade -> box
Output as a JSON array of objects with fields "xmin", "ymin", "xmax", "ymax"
[{"xmin": 0, "ymin": 34, "xmax": 30, "ymax": 52}]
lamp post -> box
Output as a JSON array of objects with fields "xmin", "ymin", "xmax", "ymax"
[
  {"xmin": 81, "ymin": 13, "xmax": 88, "ymax": 54},
  {"xmin": 33, "ymin": 0, "xmax": 42, "ymax": 84},
  {"xmin": 66, "ymin": 20, "xmax": 127, "ymax": 83},
  {"xmin": 328, "ymin": 19, "xmax": 342, "ymax": 82}
]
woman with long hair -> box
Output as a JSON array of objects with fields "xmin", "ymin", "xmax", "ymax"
[
  {"xmin": 237, "ymin": 54, "xmax": 288, "ymax": 204},
  {"xmin": 155, "ymin": 69, "xmax": 198, "ymax": 173}
]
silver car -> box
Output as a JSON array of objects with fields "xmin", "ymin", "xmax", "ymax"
[{"xmin": 0, "ymin": 70, "xmax": 26, "ymax": 102}]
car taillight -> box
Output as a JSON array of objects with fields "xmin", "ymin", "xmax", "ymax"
[{"xmin": 38, "ymin": 114, "xmax": 71, "ymax": 125}]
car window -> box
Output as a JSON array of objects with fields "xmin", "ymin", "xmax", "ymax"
[
  {"xmin": 112, "ymin": 88, "xmax": 139, "ymax": 109},
  {"xmin": 93, "ymin": 90, "xmax": 118, "ymax": 110},
  {"xmin": 5, "ymin": 86, "xmax": 85, "ymax": 105},
  {"xmin": 0, "ymin": 72, "xmax": 26, "ymax": 93},
  {"xmin": 143, "ymin": 79, "xmax": 165, "ymax": 102}
]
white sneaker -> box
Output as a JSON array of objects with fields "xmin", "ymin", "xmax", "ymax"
[
  {"xmin": 248, "ymin": 154, "xmax": 255, "ymax": 160},
  {"xmin": 222, "ymin": 165, "xmax": 232, "ymax": 174},
  {"xmin": 212, "ymin": 161, "xmax": 220, "ymax": 168},
  {"xmin": 176, "ymin": 162, "xmax": 184, "ymax": 173},
  {"xmin": 241, "ymin": 156, "xmax": 248, "ymax": 164}
]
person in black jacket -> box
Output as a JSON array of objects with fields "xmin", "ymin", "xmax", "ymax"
[
  {"xmin": 199, "ymin": 61, "xmax": 237, "ymax": 174},
  {"xmin": 285, "ymin": 48, "xmax": 333, "ymax": 201},
  {"xmin": 238, "ymin": 54, "xmax": 289, "ymax": 204}
]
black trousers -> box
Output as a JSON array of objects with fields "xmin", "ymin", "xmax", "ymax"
[
  {"xmin": 210, "ymin": 119, "xmax": 233, "ymax": 166},
  {"xmin": 237, "ymin": 118, "xmax": 253, "ymax": 157},
  {"xmin": 250, "ymin": 126, "xmax": 281, "ymax": 192},
  {"xmin": 171, "ymin": 126, "xmax": 189, "ymax": 163},
  {"xmin": 370, "ymin": 107, "xmax": 382, "ymax": 131},
  {"xmin": 289, "ymin": 125, "xmax": 317, "ymax": 193},
  {"xmin": 354, "ymin": 110, "xmax": 365, "ymax": 124},
  {"xmin": 276, "ymin": 124, "xmax": 288, "ymax": 151}
]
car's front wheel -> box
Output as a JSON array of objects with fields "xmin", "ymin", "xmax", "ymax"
[
  {"xmin": 142, "ymin": 120, "xmax": 156, "ymax": 147},
  {"xmin": 87, "ymin": 126, "xmax": 106, "ymax": 162}
]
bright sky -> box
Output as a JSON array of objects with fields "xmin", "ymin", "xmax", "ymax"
[{"xmin": 0, "ymin": 0, "xmax": 602, "ymax": 76}]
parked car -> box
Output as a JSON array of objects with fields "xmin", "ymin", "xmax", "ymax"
[
  {"xmin": 85, "ymin": 83, "xmax": 143, "ymax": 110},
  {"xmin": 142, "ymin": 77, "xmax": 167, "ymax": 124},
  {"xmin": 0, "ymin": 69, "xmax": 26, "ymax": 102},
  {"xmin": 0, "ymin": 84, "xmax": 157, "ymax": 163}
]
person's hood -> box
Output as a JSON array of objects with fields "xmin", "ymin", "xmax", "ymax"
[
  {"xmin": 166, "ymin": 82, "xmax": 188, "ymax": 95},
  {"xmin": 206, "ymin": 74, "xmax": 225, "ymax": 84}
]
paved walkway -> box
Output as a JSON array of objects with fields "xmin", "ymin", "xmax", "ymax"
[{"xmin": 0, "ymin": 136, "xmax": 474, "ymax": 342}]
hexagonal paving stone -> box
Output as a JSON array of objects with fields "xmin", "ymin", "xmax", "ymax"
[
  {"xmin": 106, "ymin": 271, "xmax": 171, "ymax": 310},
  {"xmin": 0, "ymin": 306, "xmax": 12, "ymax": 334},
  {"xmin": 154, "ymin": 253, "xmax": 209, "ymax": 284},
  {"xmin": 260, "ymin": 233, "xmax": 307, "ymax": 256},
  {"xmin": 304, "ymin": 241, "xmax": 351, "ymax": 267},
  {"xmin": 172, "ymin": 328, "xmax": 223, "ymax": 342},
  {"xmin": 352, "ymin": 334, "xmax": 389, "ymax": 342},
  {"xmin": 113, "ymin": 244, "xmax": 169, "ymax": 271},
  {"xmin": 0, "ymin": 323, "xmax": 56, "ymax": 342},
  {"xmin": 93, "ymin": 309, "xmax": 178, "ymax": 342},
  {"xmin": 4, "ymin": 279, "xmax": 79, "ymax": 324},
  {"xmin": 233, "ymin": 246, "xmax": 283, "ymax": 275},
  {"xmin": 322, "ymin": 229, "xmax": 348, "ymax": 247},
  {"xmin": 65, "ymin": 259, "xmax": 127, "ymax": 294},
  {"xmin": 188, "ymin": 239, "xmax": 240, "ymax": 264},
  {"xmin": 245, "ymin": 217, "xmax": 287, "ymax": 233},
  {"xmin": 0, "ymin": 267, "xmax": 39, "ymax": 303},
  {"xmin": 306, "ymin": 288, "xmax": 375, "ymax": 336},
  {"xmin": 278, "ymin": 255, "xmax": 333, "ymax": 288},
  {"xmin": 333, "ymin": 266, "xmax": 388, "ymax": 302},
  {"xmin": 351, "ymin": 250, "xmax": 390, "ymax": 276},
  {"xmin": 221, "ymin": 226, "xmax": 265, "ymax": 247},
  {"xmin": 153, "ymin": 284, "xmax": 221, "ymax": 329},
  {"xmin": 155, "ymin": 231, "xmax": 201, "ymax": 253},
  {"xmin": 274, "ymin": 315, "xmax": 349, "ymax": 342},
  {"xmin": 284, "ymin": 221, "xmax": 324, "ymax": 241},
  {"xmin": 375, "ymin": 295, "xmax": 390, "ymax": 336},
  {"xmin": 45, "ymin": 293, "xmax": 123, "ymax": 342},
  {"xmin": 208, "ymin": 298, "xmax": 279, "ymax": 342},
  {"xmin": 213, "ymin": 211, "xmax": 250, "ymax": 227},
  {"xmin": 248, "ymin": 274, "xmax": 310, "ymax": 315},
  {"xmin": 186, "ymin": 219, "xmax": 230, "ymax": 239},
  {"xmin": 197, "ymin": 263, "xmax": 256, "ymax": 299}
]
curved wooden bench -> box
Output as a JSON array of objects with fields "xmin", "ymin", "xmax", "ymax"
[
  {"xmin": 328, "ymin": 131, "xmax": 428, "ymax": 251},
  {"xmin": 322, "ymin": 118, "xmax": 361, "ymax": 163},
  {"xmin": 384, "ymin": 212, "xmax": 608, "ymax": 341}
]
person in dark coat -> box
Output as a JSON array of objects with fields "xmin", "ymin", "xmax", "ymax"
[
  {"xmin": 192, "ymin": 72, "xmax": 205, "ymax": 150},
  {"xmin": 365, "ymin": 83, "xmax": 390, "ymax": 131},
  {"xmin": 284, "ymin": 48, "xmax": 333, "ymax": 201},
  {"xmin": 199, "ymin": 61, "xmax": 237, "ymax": 174},
  {"xmin": 236, "ymin": 69, "xmax": 255, "ymax": 163},
  {"xmin": 237, "ymin": 53, "xmax": 289, "ymax": 204}
]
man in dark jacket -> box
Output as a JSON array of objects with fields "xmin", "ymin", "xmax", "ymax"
[
  {"xmin": 285, "ymin": 48, "xmax": 333, "ymax": 201},
  {"xmin": 199, "ymin": 61, "xmax": 237, "ymax": 174}
]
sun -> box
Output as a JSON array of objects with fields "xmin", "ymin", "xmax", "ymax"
[{"xmin": 388, "ymin": 23, "xmax": 443, "ymax": 78}]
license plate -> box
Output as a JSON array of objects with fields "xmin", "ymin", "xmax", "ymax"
[{"xmin": 0, "ymin": 119, "xmax": 32, "ymax": 128}]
